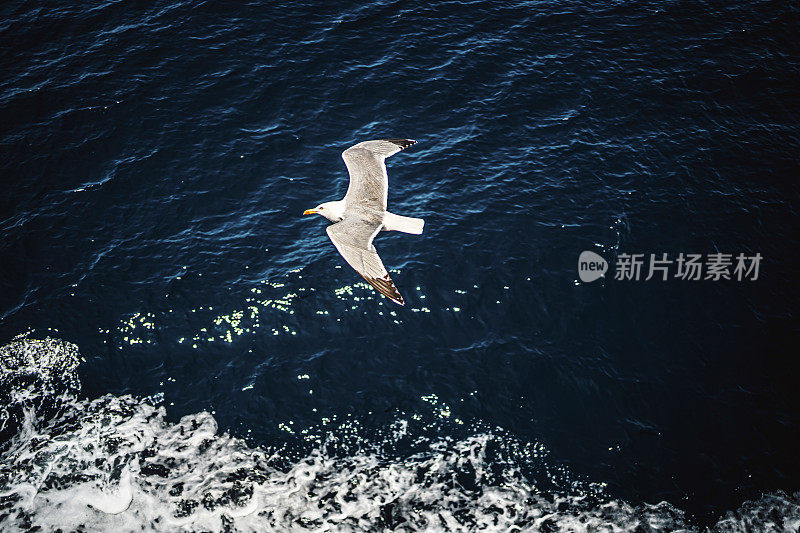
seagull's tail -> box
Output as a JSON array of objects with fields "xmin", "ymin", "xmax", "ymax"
[{"xmin": 383, "ymin": 212, "xmax": 425, "ymax": 235}]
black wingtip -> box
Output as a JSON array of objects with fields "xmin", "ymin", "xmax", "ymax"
[
  {"xmin": 384, "ymin": 139, "xmax": 417, "ymax": 151},
  {"xmin": 362, "ymin": 273, "xmax": 405, "ymax": 306}
]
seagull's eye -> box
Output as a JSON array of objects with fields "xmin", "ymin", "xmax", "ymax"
[{"xmin": 319, "ymin": 207, "xmax": 324, "ymax": 210}]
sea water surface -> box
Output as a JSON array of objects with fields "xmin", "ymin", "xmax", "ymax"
[{"xmin": 1, "ymin": 0, "xmax": 799, "ymax": 530}]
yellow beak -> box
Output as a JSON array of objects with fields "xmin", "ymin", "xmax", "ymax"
[{"xmin": 303, "ymin": 209, "xmax": 317, "ymax": 215}]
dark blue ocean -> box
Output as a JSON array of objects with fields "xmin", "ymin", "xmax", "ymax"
[{"xmin": 2, "ymin": 1, "xmax": 799, "ymax": 530}]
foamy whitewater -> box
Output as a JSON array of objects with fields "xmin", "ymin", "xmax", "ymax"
[{"xmin": 0, "ymin": 337, "xmax": 797, "ymax": 531}]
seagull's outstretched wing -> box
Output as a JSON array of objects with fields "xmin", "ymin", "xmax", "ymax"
[
  {"xmin": 342, "ymin": 139, "xmax": 416, "ymax": 211},
  {"xmin": 326, "ymin": 218, "xmax": 404, "ymax": 305}
]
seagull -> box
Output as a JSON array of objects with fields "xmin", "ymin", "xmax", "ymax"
[{"xmin": 303, "ymin": 139, "xmax": 425, "ymax": 306}]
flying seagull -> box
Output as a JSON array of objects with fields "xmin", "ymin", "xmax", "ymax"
[{"xmin": 303, "ymin": 139, "xmax": 425, "ymax": 306}]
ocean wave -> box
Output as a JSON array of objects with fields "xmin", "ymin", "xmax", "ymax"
[{"xmin": 1, "ymin": 337, "xmax": 798, "ymax": 532}]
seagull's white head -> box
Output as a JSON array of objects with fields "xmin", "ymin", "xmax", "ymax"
[{"xmin": 303, "ymin": 200, "xmax": 346, "ymax": 222}]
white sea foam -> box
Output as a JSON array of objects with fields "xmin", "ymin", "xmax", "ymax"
[{"xmin": 1, "ymin": 337, "xmax": 798, "ymax": 532}]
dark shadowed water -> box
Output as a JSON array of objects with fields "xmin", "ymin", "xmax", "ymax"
[{"xmin": 1, "ymin": 0, "xmax": 799, "ymax": 530}]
